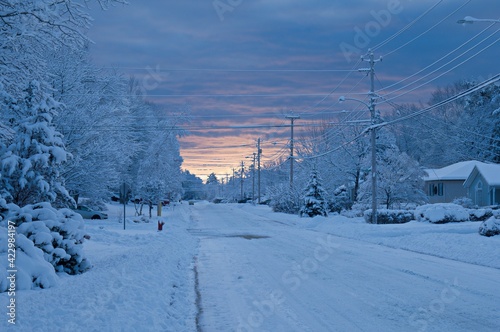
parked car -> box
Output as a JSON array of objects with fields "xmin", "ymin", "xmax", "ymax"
[{"xmin": 72, "ymin": 205, "xmax": 108, "ymax": 220}]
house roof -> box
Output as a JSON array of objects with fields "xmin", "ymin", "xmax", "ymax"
[
  {"xmin": 423, "ymin": 160, "xmax": 488, "ymax": 181},
  {"xmin": 464, "ymin": 163, "xmax": 500, "ymax": 188}
]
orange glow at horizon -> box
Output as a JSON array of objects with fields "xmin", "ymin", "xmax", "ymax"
[{"xmin": 179, "ymin": 127, "xmax": 290, "ymax": 181}]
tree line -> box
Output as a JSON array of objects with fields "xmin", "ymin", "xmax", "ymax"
[
  {"xmin": 202, "ymin": 79, "xmax": 500, "ymax": 213},
  {"xmin": 0, "ymin": 1, "xmax": 187, "ymax": 209}
]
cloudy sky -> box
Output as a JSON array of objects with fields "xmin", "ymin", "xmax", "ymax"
[{"xmin": 87, "ymin": 0, "xmax": 500, "ymax": 180}]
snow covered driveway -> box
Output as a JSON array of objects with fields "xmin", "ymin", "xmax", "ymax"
[{"xmin": 189, "ymin": 202, "xmax": 500, "ymax": 332}]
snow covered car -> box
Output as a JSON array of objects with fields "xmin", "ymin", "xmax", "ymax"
[{"xmin": 72, "ymin": 205, "xmax": 108, "ymax": 220}]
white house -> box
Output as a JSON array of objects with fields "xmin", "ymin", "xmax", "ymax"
[
  {"xmin": 463, "ymin": 163, "xmax": 500, "ymax": 206},
  {"xmin": 423, "ymin": 161, "xmax": 488, "ymax": 204}
]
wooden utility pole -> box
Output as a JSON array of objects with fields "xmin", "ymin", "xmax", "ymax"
[
  {"xmin": 285, "ymin": 114, "xmax": 300, "ymax": 189},
  {"xmin": 240, "ymin": 161, "xmax": 245, "ymax": 201},
  {"xmin": 257, "ymin": 138, "xmax": 262, "ymax": 204},
  {"xmin": 361, "ymin": 49, "xmax": 382, "ymax": 224}
]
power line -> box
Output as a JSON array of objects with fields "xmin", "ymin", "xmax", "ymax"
[
  {"xmin": 372, "ymin": 0, "xmax": 444, "ymax": 52},
  {"xmin": 377, "ymin": 23, "xmax": 499, "ymax": 96},
  {"xmin": 95, "ymin": 67, "xmax": 359, "ymax": 73},
  {"xmin": 298, "ymin": 74, "xmax": 500, "ymax": 161},
  {"xmin": 378, "ymin": 30, "xmax": 499, "ymax": 105},
  {"xmin": 377, "ymin": 74, "xmax": 500, "ymax": 128},
  {"xmin": 381, "ymin": 0, "xmax": 472, "ymax": 58}
]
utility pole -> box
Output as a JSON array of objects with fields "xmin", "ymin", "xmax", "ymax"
[
  {"xmin": 257, "ymin": 138, "xmax": 262, "ymax": 204},
  {"xmin": 240, "ymin": 161, "xmax": 245, "ymax": 201},
  {"xmin": 251, "ymin": 153, "xmax": 256, "ymax": 203},
  {"xmin": 361, "ymin": 49, "xmax": 382, "ymax": 224},
  {"xmin": 232, "ymin": 168, "xmax": 236, "ymax": 187},
  {"xmin": 285, "ymin": 113, "xmax": 300, "ymax": 189}
]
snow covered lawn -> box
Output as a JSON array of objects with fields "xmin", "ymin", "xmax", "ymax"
[
  {"xmin": 2, "ymin": 201, "xmax": 499, "ymax": 331},
  {"xmin": 1, "ymin": 203, "xmax": 198, "ymax": 331}
]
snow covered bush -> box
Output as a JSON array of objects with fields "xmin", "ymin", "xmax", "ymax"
[
  {"xmin": 468, "ymin": 208, "xmax": 493, "ymax": 222},
  {"xmin": 0, "ymin": 200, "xmax": 91, "ymax": 292},
  {"xmin": 478, "ymin": 216, "xmax": 500, "ymax": 237},
  {"xmin": 0, "ymin": 231, "xmax": 59, "ymax": 292},
  {"xmin": 299, "ymin": 169, "xmax": 328, "ymax": 218},
  {"xmin": 452, "ymin": 197, "xmax": 475, "ymax": 209},
  {"xmin": 268, "ymin": 184, "xmax": 301, "ymax": 215},
  {"xmin": 328, "ymin": 185, "xmax": 352, "ymax": 213},
  {"xmin": 415, "ymin": 203, "xmax": 469, "ymax": 224},
  {"xmin": 364, "ymin": 209, "xmax": 414, "ymax": 224}
]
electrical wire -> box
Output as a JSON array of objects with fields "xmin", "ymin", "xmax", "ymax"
[
  {"xmin": 378, "ymin": 30, "xmax": 499, "ymax": 105},
  {"xmin": 297, "ymin": 74, "xmax": 500, "ymax": 161},
  {"xmin": 372, "ymin": 0, "xmax": 444, "ymax": 52},
  {"xmin": 377, "ymin": 23, "xmax": 498, "ymax": 96},
  {"xmin": 381, "ymin": 0, "xmax": 472, "ymax": 58},
  {"xmin": 378, "ymin": 74, "xmax": 500, "ymax": 127}
]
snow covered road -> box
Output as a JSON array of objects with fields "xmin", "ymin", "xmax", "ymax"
[
  {"xmin": 2, "ymin": 201, "xmax": 499, "ymax": 331},
  {"xmin": 188, "ymin": 202, "xmax": 500, "ymax": 332}
]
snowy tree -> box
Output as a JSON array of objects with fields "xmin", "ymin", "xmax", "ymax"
[
  {"xmin": 132, "ymin": 102, "xmax": 186, "ymax": 216},
  {"xmin": 329, "ymin": 185, "xmax": 353, "ymax": 213},
  {"xmin": 205, "ymin": 173, "xmax": 219, "ymax": 185},
  {"xmin": 463, "ymin": 81, "xmax": 500, "ymax": 163},
  {"xmin": 0, "ymin": 1, "xmax": 127, "ymax": 97},
  {"xmin": 269, "ymin": 183, "xmax": 301, "ymax": 214},
  {"xmin": 299, "ymin": 169, "xmax": 328, "ymax": 218},
  {"xmin": 298, "ymin": 118, "xmax": 370, "ymax": 203},
  {"xmin": 181, "ymin": 170, "xmax": 204, "ymax": 200},
  {"xmin": 391, "ymin": 79, "xmax": 500, "ymax": 167},
  {"xmin": 1, "ymin": 80, "xmax": 72, "ymax": 207},
  {"xmin": 204, "ymin": 172, "xmax": 220, "ymax": 200},
  {"xmin": 1, "ymin": 1, "xmax": 132, "ymax": 203},
  {"xmin": 358, "ymin": 129, "xmax": 426, "ymax": 209},
  {"xmin": 47, "ymin": 48, "xmax": 137, "ymax": 202}
]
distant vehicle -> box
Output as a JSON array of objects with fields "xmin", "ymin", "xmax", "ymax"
[{"xmin": 72, "ymin": 205, "xmax": 108, "ymax": 220}]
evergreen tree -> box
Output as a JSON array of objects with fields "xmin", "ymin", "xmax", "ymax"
[
  {"xmin": 206, "ymin": 173, "xmax": 219, "ymax": 185},
  {"xmin": 1, "ymin": 81, "xmax": 71, "ymax": 206},
  {"xmin": 329, "ymin": 185, "xmax": 353, "ymax": 213},
  {"xmin": 299, "ymin": 169, "xmax": 328, "ymax": 218}
]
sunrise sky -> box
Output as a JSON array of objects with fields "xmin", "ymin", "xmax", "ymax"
[{"xmin": 87, "ymin": 0, "xmax": 500, "ymax": 180}]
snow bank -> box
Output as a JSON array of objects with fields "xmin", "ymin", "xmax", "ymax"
[
  {"xmin": 479, "ymin": 216, "xmax": 500, "ymax": 237},
  {"xmin": 415, "ymin": 203, "xmax": 469, "ymax": 223},
  {"xmin": 1, "ymin": 202, "xmax": 198, "ymax": 331},
  {"xmin": 364, "ymin": 209, "xmax": 414, "ymax": 224},
  {"xmin": 0, "ymin": 201, "xmax": 90, "ymax": 292}
]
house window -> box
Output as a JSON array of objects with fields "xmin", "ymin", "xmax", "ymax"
[
  {"xmin": 429, "ymin": 183, "xmax": 444, "ymax": 197},
  {"xmin": 475, "ymin": 181, "xmax": 483, "ymax": 206}
]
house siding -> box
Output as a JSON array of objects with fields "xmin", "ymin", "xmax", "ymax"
[
  {"xmin": 467, "ymin": 173, "xmax": 492, "ymax": 206},
  {"xmin": 425, "ymin": 180, "xmax": 466, "ymax": 204}
]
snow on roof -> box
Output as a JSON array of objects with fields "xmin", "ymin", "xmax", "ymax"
[
  {"xmin": 465, "ymin": 163, "xmax": 500, "ymax": 187},
  {"xmin": 423, "ymin": 160, "xmax": 488, "ymax": 181}
]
